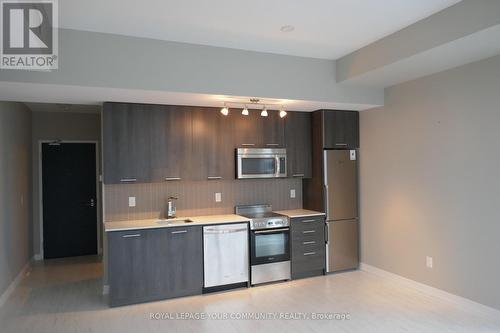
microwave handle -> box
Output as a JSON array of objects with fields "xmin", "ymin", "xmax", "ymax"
[{"xmin": 275, "ymin": 156, "xmax": 280, "ymax": 176}]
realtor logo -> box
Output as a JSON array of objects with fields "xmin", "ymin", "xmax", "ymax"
[{"xmin": 1, "ymin": 0, "xmax": 58, "ymax": 70}]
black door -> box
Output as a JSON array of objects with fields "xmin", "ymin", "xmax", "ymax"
[{"xmin": 42, "ymin": 143, "xmax": 98, "ymax": 259}]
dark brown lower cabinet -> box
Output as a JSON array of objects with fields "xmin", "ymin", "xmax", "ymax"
[
  {"xmin": 108, "ymin": 226, "xmax": 203, "ymax": 307},
  {"xmin": 290, "ymin": 216, "xmax": 326, "ymax": 279}
]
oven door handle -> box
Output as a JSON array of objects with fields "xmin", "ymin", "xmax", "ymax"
[{"xmin": 254, "ymin": 228, "xmax": 289, "ymax": 234}]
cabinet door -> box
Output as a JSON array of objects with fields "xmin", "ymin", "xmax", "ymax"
[
  {"xmin": 165, "ymin": 226, "xmax": 203, "ymax": 298},
  {"xmin": 323, "ymin": 110, "xmax": 359, "ymax": 149},
  {"xmin": 232, "ymin": 109, "xmax": 262, "ymax": 148},
  {"xmin": 285, "ymin": 111, "xmax": 312, "ymax": 178},
  {"xmin": 150, "ymin": 105, "xmax": 192, "ymax": 182},
  {"xmin": 108, "ymin": 229, "xmax": 159, "ymax": 306},
  {"xmin": 191, "ymin": 108, "xmax": 233, "ymax": 180},
  {"xmin": 261, "ymin": 110, "xmax": 285, "ymax": 147},
  {"xmin": 103, "ymin": 103, "xmax": 151, "ymax": 184}
]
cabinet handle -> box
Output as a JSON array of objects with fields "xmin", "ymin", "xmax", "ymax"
[
  {"xmin": 303, "ymin": 230, "xmax": 316, "ymax": 234},
  {"xmin": 241, "ymin": 143, "xmax": 255, "ymax": 146},
  {"xmin": 303, "ymin": 252, "xmax": 316, "ymax": 256},
  {"xmin": 165, "ymin": 177, "xmax": 181, "ymax": 181},
  {"xmin": 122, "ymin": 234, "xmax": 141, "ymax": 238},
  {"xmin": 120, "ymin": 178, "xmax": 137, "ymax": 183},
  {"xmin": 266, "ymin": 143, "xmax": 279, "ymax": 146},
  {"xmin": 336, "ymin": 143, "xmax": 348, "ymax": 146},
  {"xmin": 301, "ymin": 219, "xmax": 317, "ymax": 223},
  {"xmin": 303, "ymin": 241, "xmax": 316, "ymax": 245},
  {"xmin": 292, "ymin": 174, "xmax": 305, "ymax": 177},
  {"xmin": 171, "ymin": 230, "xmax": 188, "ymax": 234},
  {"xmin": 207, "ymin": 176, "xmax": 222, "ymax": 180}
]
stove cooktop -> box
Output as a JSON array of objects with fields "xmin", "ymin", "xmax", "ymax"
[{"xmin": 235, "ymin": 204, "xmax": 289, "ymax": 230}]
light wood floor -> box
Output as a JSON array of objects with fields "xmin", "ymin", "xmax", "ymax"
[{"xmin": 1, "ymin": 256, "xmax": 499, "ymax": 333}]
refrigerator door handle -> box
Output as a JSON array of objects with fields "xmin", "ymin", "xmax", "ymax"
[
  {"xmin": 324, "ymin": 184, "xmax": 329, "ymax": 219},
  {"xmin": 325, "ymin": 222, "xmax": 329, "ymax": 244}
]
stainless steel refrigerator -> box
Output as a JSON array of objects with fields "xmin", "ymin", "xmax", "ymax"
[{"xmin": 324, "ymin": 150, "xmax": 359, "ymax": 273}]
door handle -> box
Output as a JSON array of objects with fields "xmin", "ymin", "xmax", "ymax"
[
  {"xmin": 171, "ymin": 230, "xmax": 188, "ymax": 234},
  {"xmin": 303, "ymin": 241, "xmax": 316, "ymax": 245},
  {"xmin": 303, "ymin": 230, "xmax": 316, "ymax": 234},
  {"xmin": 303, "ymin": 252, "xmax": 316, "ymax": 256},
  {"xmin": 165, "ymin": 177, "xmax": 181, "ymax": 181},
  {"xmin": 207, "ymin": 176, "xmax": 222, "ymax": 180},
  {"xmin": 301, "ymin": 219, "xmax": 317, "ymax": 223},
  {"xmin": 292, "ymin": 174, "xmax": 305, "ymax": 177},
  {"xmin": 325, "ymin": 223, "xmax": 329, "ymax": 243},
  {"xmin": 122, "ymin": 234, "xmax": 141, "ymax": 238},
  {"xmin": 120, "ymin": 178, "xmax": 137, "ymax": 183}
]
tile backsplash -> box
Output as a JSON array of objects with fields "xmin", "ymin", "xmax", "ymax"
[{"xmin": 104, "ymin": 178, "xmax": 302, "ymax": 222}]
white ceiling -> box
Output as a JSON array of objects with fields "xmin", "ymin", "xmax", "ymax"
[{"xmin": 60, "ymin": 0, "xmax": 461, "ymax": 60}]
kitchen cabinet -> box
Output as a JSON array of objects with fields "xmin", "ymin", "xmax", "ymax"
[
  {"xmin": 108, "ymin": 226, "xmax": 203, "ymax": 307},
  {"xmin": 260, "ymin": 110, "xmax": 285, "ymax": 147},
  {"xmin": 150, "ymin": 105, "xmax": 192, "ymax": 182},
  {"xmin": 191, "ymin": 108, "xmax": 234, "ymax": 180},
  {"xmin": 322, "ymin": 110, "xmax": 359, "ymax": 149},
  {"xmin": 164, "ymin": 226, "xmax": 204, "ymax": 298},
  {"xmin": 102, "ymin": 103, "xmax": 151, "ymax": 184},
  {"xmin": 232, "ymin": 109, "xmax": 262, "ymax": 148},
  {"xmin": 290, "ymin": 216, "xmax": 326, "ymax": 279},
  {"xmin": 232, "ymin": 109, "xmax": 285, "ymax": 148},
  {"xmin": 285, "ymin": 111, "xmax": 312, "ymax": 178}
]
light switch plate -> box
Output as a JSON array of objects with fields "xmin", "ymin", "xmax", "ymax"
[
  {"xmin": 128, "ymin": 197, "xmax": 136, "ymax": 207},
  {"xmin": 290, "ymin": 189, "xmax": 296, "ymax": 198},
  {"xmin": 426, "ymin": 256, "xmax": 433, "ymax": 268},
  {"xmin": 350, "ymin": 150, "xmax": 356, "ymax": 160},
  {"xmin": 215, "ymin": 192, "xmax": 222, "ymax": 202}
]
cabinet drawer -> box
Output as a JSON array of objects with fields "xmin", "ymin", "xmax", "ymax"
[
  {"xmin": 291, "ymin": 223, "xmax": 325, "ymax": 241},
  {"xmin": 291, "ymin": 250, "xmax": 325, "ymax": 279},
  {"xmin": 291, "ymin": 216, "xmax": 325, "ymax": 232}
]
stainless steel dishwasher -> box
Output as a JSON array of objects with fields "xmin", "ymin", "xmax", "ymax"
[{"xmin": 203, "ymin": 223, "xmax": 249, "ymax": 289}]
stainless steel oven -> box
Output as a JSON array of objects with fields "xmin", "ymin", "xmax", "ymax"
[
  {"xmin": 236, "ymin": 204, "xmax": 291, "ymax": 285},
  {"xmin": 236, "ymin": 148, "xmax": 287, "ymax": 179}
]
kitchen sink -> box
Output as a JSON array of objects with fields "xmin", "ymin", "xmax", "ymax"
[{"xmin": 156, "ymin": 218, "xmax": 194, "ymax": 225}]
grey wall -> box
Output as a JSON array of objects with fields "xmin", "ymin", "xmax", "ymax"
[
  {"xmin": 31, "ymin": 111, "xmax": 101, "ymax": 257},
  {"xmin": 104, "ymin": 178, "xmax": 302, "ymax": 222},
  {"xmin": 359, "ymin": 54, "xmax": 500, "ymax": 310},
  {"xmin": 0, "ymin": 102, "xmax": 32, "ymax": 297}
]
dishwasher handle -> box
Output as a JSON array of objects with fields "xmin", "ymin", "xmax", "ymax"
[{"xmin": 204, "ymin": 227, "xmax": 248, "ymax": 234}]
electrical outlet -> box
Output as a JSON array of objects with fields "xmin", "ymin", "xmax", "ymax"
[
  {"xmin": 290, "ymin": 189, "xmax": 296, "ymax": 198},
  {"xmin": 215, "ymin": 192, "xmax": 222, "ymax": 202},
  {"xmin": 128, "ymin": 197, "xmax": 136, "ymax": 207},
  {"xmin": 426, "ymin": 256, "xmax": 433, "ymax": 268}
]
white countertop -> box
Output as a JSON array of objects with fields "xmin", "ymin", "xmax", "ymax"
[
  {"xmin": 274, "ymin": 209, "xmax": 325, "ymax": 218},
  {"xmin": 104, "ymin": 214, "xmax": 250, "ymax": 232}
]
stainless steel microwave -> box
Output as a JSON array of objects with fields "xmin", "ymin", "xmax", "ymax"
[{"xmin": 236, "ymin": 148, "xmax": 287, "ymax": 179}]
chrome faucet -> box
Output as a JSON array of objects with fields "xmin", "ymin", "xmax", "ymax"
[{"xmin": 167, "ymin": 196, "xmax": 178, "ymax": 219}]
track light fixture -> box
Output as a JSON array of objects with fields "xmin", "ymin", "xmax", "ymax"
[{"xmin": 220, "ymin": 99, "xmax": 287, "ymax": 118}]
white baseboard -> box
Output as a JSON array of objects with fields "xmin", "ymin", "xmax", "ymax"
[
  {"xmin": 33, "ymin": 253, "xmax": 43, "ymax": 261},
  {"xmin": 360, "ymin": 263, "xmax": 500, "ymax": 318},
  {"xmin": 0, "ymin": 260, "xmax": 31, "ymax": 307},
  {"xmin": 102, "ymin": 284, "xmax": 109, "ymax": 295}
]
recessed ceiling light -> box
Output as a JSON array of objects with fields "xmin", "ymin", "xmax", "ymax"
[{"xmin": 280, "ymin": 25, "xmax": 295, "ymax": 33}]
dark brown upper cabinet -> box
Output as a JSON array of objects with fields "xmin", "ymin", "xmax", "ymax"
[
  {"xmin": 232, "ymin": 109, "xmax": 262, "ymax": 148},
  {"xmin": 321, "ymin": 110, "xmax": 359, "ymax": 149},
  {"xmin": 103, "ymin": 103, "xmax": 152, "ymax": 184},
  {"xmin": 285, "ymin": 111, "xmax": 312, "ymax": 178},
  {"xmin": 260, "ymin": 110, "xmax": 285, "ymax": 148},
  {"xmin": 150, "ymin": 105, "xmax": 192, "ymax": 182},
  {"xmin": 191, "ymin": 107, "xmax": 234, "ymax": 180},
  {"xmin": 232, "ymin": 109, "xmax": 285, "ymax": 148}
]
